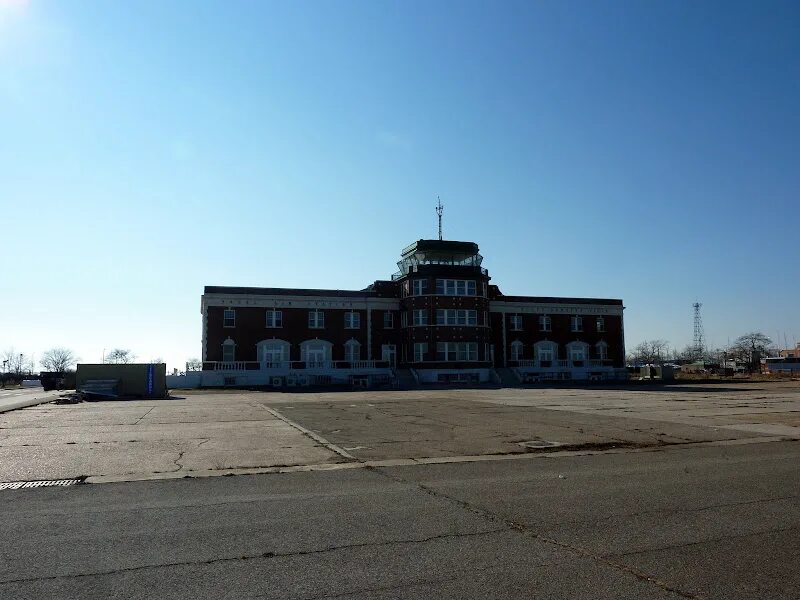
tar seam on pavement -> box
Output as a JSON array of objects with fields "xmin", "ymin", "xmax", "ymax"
[{"xmin": 365, "ymin": 465, "xmax": 708, "ymax": 600}]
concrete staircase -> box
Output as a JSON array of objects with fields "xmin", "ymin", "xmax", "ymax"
[
  {"xmin": 393, "ymin": 368, "xmax": 418, "ymax": 389},
  {"xmin": 495, "ymin": 367, "xmax": 521, "ymax": 388}
]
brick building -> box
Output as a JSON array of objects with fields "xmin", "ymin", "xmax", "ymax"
[{"xmin": 199, "ymin": 239, "xmax": 626, "ymax": 386}]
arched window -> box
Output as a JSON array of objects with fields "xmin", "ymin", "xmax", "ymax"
[
  {"xmin": 534, "ymin": 341, "xmax": 557, "ymax": 365},
  {"xmin": 566, "ymin": 341, "xmax": 589, "ymax": 365},
  {"xmin": 510, "ymin": 340, "xmax": 523, "ymax": 362},
  {"xmin": 344, "ymin": 339, "xmax": 361, "ymax": 363},
  {"xmin": 221, "ymin": 337, "xmax": 236, "ymax": 363},
  {"xmin": 300, "ymin": 339, "xmax": 333, "ymax": 367},
  {"xmin": 596, "ymin": 341, "xmax": 608, "ymax": 361},
  {"xmin": 257, "ymin": 339, "xmax": 290, "ymax": 366}
]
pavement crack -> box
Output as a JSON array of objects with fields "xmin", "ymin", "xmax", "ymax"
[
  {"xmin": 0, "ymin": 529, "xmax": 506, "ymax": 587},
  {"xmin": 610, "ymin": 524, "xmax": 800, "ymax": 559},
  {"xmin": 552, "ymin": 494, "xmax": 800, "ymax": 528},
  {"xmin": 133, "ymin": 407, "xmax": 155, "ymax": 426},
  {"xmin": 172, "ymin": 451, "xmax": 186, "ymax": 472},
  {"xmin": 367, "ymin": 466, "xmax": 707, "ymax": 600}
]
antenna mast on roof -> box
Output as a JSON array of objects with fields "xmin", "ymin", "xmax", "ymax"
[{"xmin": 436, "ymin": 196, "xmax": 444, "ymax": 240}]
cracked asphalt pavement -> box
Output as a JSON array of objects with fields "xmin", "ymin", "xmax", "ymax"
[{"xmin": 1, "ymin": 382, "xmax": 799, "ymax": 598}]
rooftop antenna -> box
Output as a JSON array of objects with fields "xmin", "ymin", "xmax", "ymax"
[{"xmin": 436, "ymin": 196, "xmax": 444, "ymax": 240}]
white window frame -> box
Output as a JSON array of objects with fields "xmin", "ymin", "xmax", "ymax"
[
  {"xmin": 571, "ymin": 316, "xmax": 583, "ymax": 332},
  {"xmin": 435, "ymin": 279, "xmax": 477, "ymax": 296},
  {"xmin": 436, "ymin": 309, "xmax": 477, "ymax": 326},
  {"xmin": 596, "ymin": 317, "xmax": 605, "ymax": 332},
  {"xmin": 436, "ymin": 342, "xmax": 478, "ymax": 361},
  {"xmin": 412, "ymin": 279, "xmax": 428, "ymax": 296},
  {"xmin": 596, "ymin": 341, "xmax": 608, "ymax": 361},
  {"xmin": 308, "ymin": 310, "xmax": 325, "ymax": 329},
  {"xmin": 223, "ymin": 309, "xmax": 235, "ymax": 328},
  {"xmin": 383, "ymin": 312, "xmax": 394, "ymax": 329},
  {"xmin": 344, "ymin": 339, "xmax": 361, "ymax": 362},
  {"xmin": 567, "ymin": 341, "xmax": 589, "ymax": 363},
  {"xmin": 510, "ymin": 340, "xmax": 523, "ymax": 361},
  {"xmin": 509, "ymin": 314, "xmax": 523, "ymax": 331},
  {"xmin": 266, "ymin": 310, "xmax": 282, "ymax": 328},
  {"xmin": 413, "ymin": 342, "xmax": 427, "ymax": 363},
  {"xmin": 300, "ymin": 339, "xmax": 332, "ymax": 366},
  {"xmin": 534, "ymin": 341, "xmax": 557, "ymax": 363},
  {"xmin": 345, "ymin": 311, "xmax": 361, "ymax": 329},
  {"xmin": 221, "ymin": 338, "xmax": 235, "ymax": 362},
  {"xmin": 413, "ymin": 309, "xmax": 428, "ymax": 326},
  {"xmin": 257, "ymin": 339, "xmax": 290, "ymax": 365},
  {"xmin": 539, "ymin": 315, "xmax": 552, "ymax": 332}
]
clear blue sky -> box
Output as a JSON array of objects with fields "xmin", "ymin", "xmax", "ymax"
[{"xmin": 1, "ymin": 0, "xmax": 798, "ymax": 371}]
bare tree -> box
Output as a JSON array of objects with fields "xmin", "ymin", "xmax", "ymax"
[
  {"xmin": 40, "ymin": 348, "xmax": 78, "ymax": 373},
  {"xmin": 186, "ymin": 358, "xmax": 202, "ymax": 372},
  {"xmin": 106, "ymin": 349, "xmax": 135, "ymax": 364},
  {"xmin": 2, "ymin": 348, "xmax": 33, "ymax": 375},
  {"xmin": 731, "ymin": 332, "xmax": 773, "ymax": 372},
  {"xmin": 630, "ymin": 340, "xmax": 670, "ymax": 365}
]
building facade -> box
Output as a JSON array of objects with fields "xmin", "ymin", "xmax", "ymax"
[{"xmin": 198, "ymin": 239, "xmax": 626, "ymax": 386}]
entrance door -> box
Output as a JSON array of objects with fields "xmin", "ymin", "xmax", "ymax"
[{"xmin": 381, "ymin": 344, "xmax": 397, "ymax": 367}]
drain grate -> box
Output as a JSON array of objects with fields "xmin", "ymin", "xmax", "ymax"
[{"xmin": 0, "ymin": 478, "xmax": 84, "ymax": 491}]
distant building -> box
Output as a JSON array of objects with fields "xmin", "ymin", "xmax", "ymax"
[
  {"xmin": 779, "ymin": 343, "xmax": 800, "ymax": 359},
  {"xmin": 199, "ymin": 239, "xmax": 627, "ymax": 387}
]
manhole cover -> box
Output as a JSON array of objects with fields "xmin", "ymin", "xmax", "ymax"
[
  {"xmin": 0, "ymin": 478, "xmax": 84, "ymax": 491},
  {"xmin": 518, "ymin": 440, "xmax": 563, "ymax": 450}
]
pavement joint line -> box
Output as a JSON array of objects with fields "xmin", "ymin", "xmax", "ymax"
[
  {"xmin": 366, "ymin": 466, "xmax": 707, "ymax": 600},
  {"xmin": 83, "ymin": 434, "xmax": 796, "ymax": 484},
  {"xmin": 259, "ymin": 405, "xmax": 357, "ymax": 461},
  {"xmin": 0, "ymin": 527, "xmax": 508, "ymax": 587}
]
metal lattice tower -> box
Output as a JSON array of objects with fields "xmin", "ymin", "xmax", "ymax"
[
  {"xmin": 693, "ymin": 302, "xmax": 705, "ymax": 356},
  {"xmin": 436, "ymin": 197, "xmax": 444, "ymax": 240}
]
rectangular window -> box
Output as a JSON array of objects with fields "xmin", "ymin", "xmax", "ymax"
[
  {"xmin": 345, "ymin": 342, "xmax": 360, "ymax": 362},
  {"xmin": 413, "ymin": 309, "xmax": 428, "ymax": 326},
  {"xmin": 434, "ymin": 279, "xmax": 477, "ymax": 296},
  {"xmin": 345, "ymin": 311, "xmax": 360, "ymax": 329},
  {"xmin": 596, "ymin": 317, "xmax": 605, "ymax": 332},
  {"xmin": 597, "ymin": 344, "xmax": 608, "ymax": 360},
  {"xmin": 509, "ymin": 314, "xmax": 523, "ymax": 331},
  {"xmin": 539, "ymin": 315, "xmax": 552, "ymax": 332},
  {"xmin": 436, "ymin": 309, "xmax": 477, "ymax": 325},
  {"xmin": 223, "ymin": 309, "xmax": 235, "ymax": 328},
  {"xmin": 511, "ymin": 343, "xmax": 522, "ymax": 361},
  {"xmin": 384, "ymin": 312, "xmax": 394, "ymax": 328},
  {"xmin": 436, "ymin": 342, "xmax": 478, "ymax": 361},
  {"xmin": 266, "ymin": 310, "xmax": 282, "ymax": 328},
  {"xmin": 412, "ymin": 279, "xmax": 428, "ymax": 296},
  {"xmin": 222, "ymin": 344, "xmax": 235, "ymax": 362},
  {"xmin": 414, "ymin": 343, "xmax": 427, "ymax": 363},
  {"xmin": 571, "ymin": 316, "xmax": 583, "ymax": 332},
  {"xmin": 308, "ymin": 310, "xmax": 324, "ymax": 329},
  {"xmin": 538, "ymin": 347, "xmax": 554, "ymax": 362}
]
